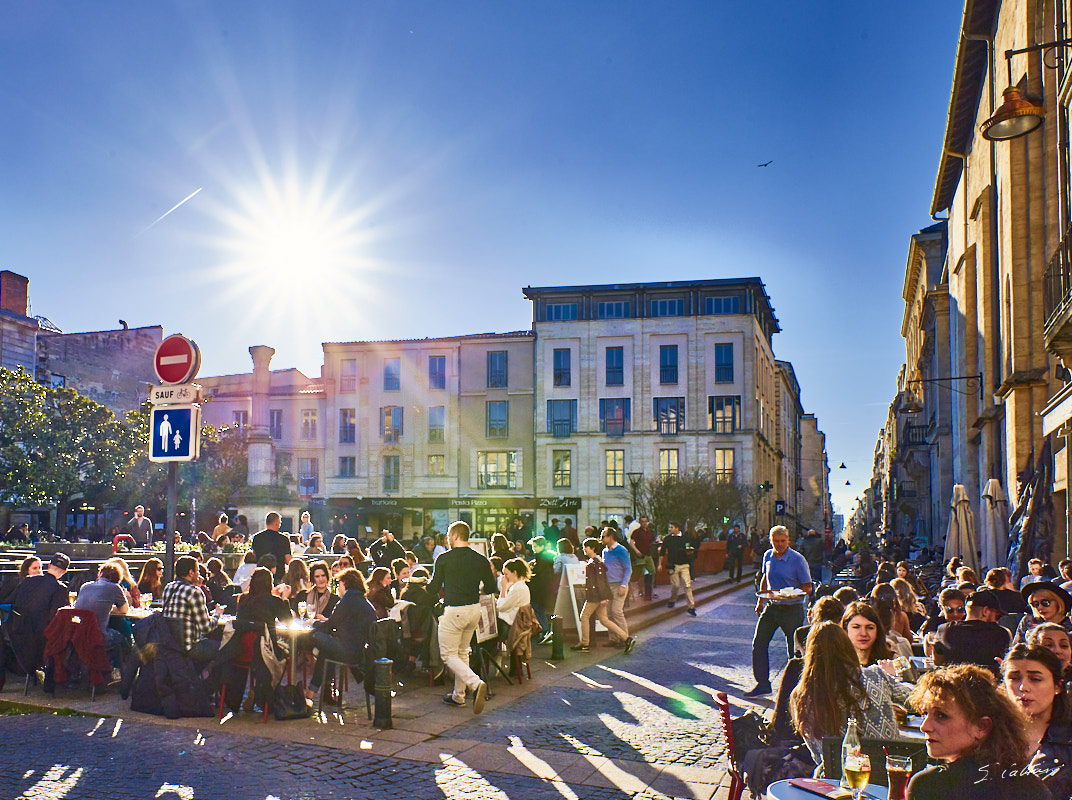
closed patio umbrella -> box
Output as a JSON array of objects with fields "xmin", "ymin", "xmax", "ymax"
[
  {"xmin": 979, "ymin": 479, "xmax": 1009, "ymax": 573},
  {"xmin": 944, "ymin": 484, "xmax": 980, "ymax": 576}
]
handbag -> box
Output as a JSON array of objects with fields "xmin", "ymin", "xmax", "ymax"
[{"xmin": 271, "ymin": 683, "xmax": 311, "ymax": 720}]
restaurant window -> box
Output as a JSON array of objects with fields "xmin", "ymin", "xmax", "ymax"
[
  {"xmin": 339, "ymin": 408, "xmax": 356, "ymax": 443},
  {"xmin": 552, "ymin": 450, "xmax": 571, "ymax": 488},
  {"xmin": 269, "ymin": 409, "xmax": 283, "ymax": 440},
  {"xmin": 605, "ymin": 449, "xmax": 624, "ymax": 488},
  {"xmin": 298, "ymin": 458, "xmax": 319, "ymax": 494},
  {"xmin": 659, "ymin": 345, "xmax": 678, "ymax": 384},
  {"xmin": 487, "ymin": 350, "xmax": 508, "ymax": 388},
  {"xmin": 553, "ymin": 348, "xmax": 571, "ymax": 387},
  {"xmin": 708, "ymin": 395, "xmax": 742, "ymax": 433},
  {"xmin": 428, "ymin": 355, "xmax": 446, "ymax": 390},
  {"xmin": 300, "ymin": 409, "xmax": 317, "ymax": 440},
  {"xmin": 653, "ymin": 397, "xmax": 685, "ymax": 434},
  {"xmin": 714, "ymin": 448, "xmax": 734, "ymax": 482},
  {"xmin": 380, "ymin": 406, "xmax": 403, "ymax": 442},
  {"xmin": 659, "ymin": 448, "xmax": 679, "ymax": 478},
  {"xmin": 547, "ymin": 399, "xmax": 577, "ymax": 436},
  {"xmin": 599, "ymin": 398, "xmax": 631, "ymax": 435},
  {"xmin": 428, "ymin": 406, "xmax": 445, "ymax": 443},
  {"xmin": 605, "ymin": 346, "xmax": 624, "ymax": 386},
  {"xmin": 715, "ymin": 343, "xmax": 734, "ymax": 382},
  {"xmin": 478, "ymin": 451, "xmax": 517, "ymax": 489},
  {"xmin": 340, "ymin": 359, "xmax": 357, "ymax": 392},
  {"xmin": 486, "ymin": 400, "xmax": 508, "ymax": 438},
  {"xmin": 383, "ymin": 455, "xmax": 400, "ymax": 492},
  {"xmin": 339, "ymin": 456, "xmax": 356, "ymax": 477},
  {"xmin": 428, "ymin": 454, "xmax": 446, "ymax": 476},
  {"xmin": 384, "ymin": 357, "xmax": 401, "ymax": 391}
]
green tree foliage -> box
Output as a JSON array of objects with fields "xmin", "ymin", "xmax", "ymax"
[{"xmin": 0, "ymin": 367, "xmax": 137, "ymax": 511}]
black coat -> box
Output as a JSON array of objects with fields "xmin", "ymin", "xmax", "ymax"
[
  {"xmin": 313, "ymin": 590, "xmax": 376, "ymax": 662},
  {"xmin": 120, "ymin": 613, "xmax": 214, "ymax": 719}
]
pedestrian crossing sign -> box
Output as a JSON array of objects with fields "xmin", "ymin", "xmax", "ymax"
[{"xmin": 149, "ymin": 404, "xmax": 201, "ymax": 462}]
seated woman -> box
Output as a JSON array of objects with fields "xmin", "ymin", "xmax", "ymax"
[
  {"xmin": 305, "ymin": 568, "xmax": 377, "ymax": 701},
  {"xmin": 205, "ymin": 558, "xmax": 237, "ymax": 612},
  {"xmin": 1028, "ymin": 622, "xmax": 1072, "ymax": 684},
  {"xmin": 232, "ymin": 550, "xmax": 258, "ymax": 591},
  {"xmin": 1003, "ymin": 643, "xmax": 1072, "ymax": 800},
  {"xmin": 331, "ymin": 555, "xmax": 355, "ymax": 578},
  {"xmin": 236, "ymin": 566, "xmax": 292, "ymax": 655},
  {"xmin": 919, "ymin": 587, "xmax": 966, "ymax": 637},
  {"xmin": 106, "ymin": 557, "xmax": 142, "ymax": 608},
  {"xmin": 497, "ymin": 558, "xmax": 532, "ymax": 635},
  {"xmin": 793, "ymin": 595, "xmax": 845, "ymax": 657},
  {"xmin": 907, "ymin": 664, "xmax": 1048, "ymax": 799},
  {"xmin": 390, "ymin": 558, "xmax": 410, "ymax": 596},
  {"xmin": 331, "ymin": 534, "xmax": 348, "ymax": 554},
  {"xmin": 871, "ymin": 582, "xmax": 913, "ymax": 641},
  {"xmin": 284, "ymin": 559, "xmax": 310, "ymax": 615},
  {"xmin": 892, "ymin": 576, "xmax": 928, "ymax": 632},
  {"xmin": 490, "ymin": 532, "xmax": 513, "ymax": 563},
  {"xmin": 305, "ymin": 561, "xmax": 338, "ymax": 621},
  {"xmin": 399, "ymin": 567, "xmax": 435, "ymax": 667},
  {"xmin": 789, "ymin": 621, "xmax": 914, "ymax": 770},
  {"xmin": 306, "ymin": 534, "xmax": 327, "ymax": 555},
  {"xmin": 346, "ymin": 539, "xmax": 370, "ymax": 568},
  {"xmin": 136, "ymin": 557, "xmax": 164, "ymax": 600},
  {"xmin": 841, "ymin": 601, "xmax": 894, "ymax": 666},
  {"xmin": 366, "ymin": 567, "xmax": 395, "ymax": 620},
  {"xmin": 1016, "ymin": 581, "xmax": 1072, "ymax": 644}
]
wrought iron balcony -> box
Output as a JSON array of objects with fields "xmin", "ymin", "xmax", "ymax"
[
  {"xmin": 901, "ymin": 424, "xmax": 929, "ymax": 448},
  {"xmin": 1045, "ymin": 222, "xmax": 1072, "ymax": 358},
  {"xmin": 551, "ymin": 421, "xmax": 573, "ymax": 438}
]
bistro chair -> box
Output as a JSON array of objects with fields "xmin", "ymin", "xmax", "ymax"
[{"xmin": 713, "ymin": 691, "xmax": 744, "ymax": 800}]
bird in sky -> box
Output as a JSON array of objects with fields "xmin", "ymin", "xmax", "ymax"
[{"xmin": 757, "ymin": 160, "xmax": 773, "ymax": 167}]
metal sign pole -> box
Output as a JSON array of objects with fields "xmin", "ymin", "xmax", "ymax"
[{"xmin": 165, "ymin": 462, "xmax": 178, "ymax": 583}]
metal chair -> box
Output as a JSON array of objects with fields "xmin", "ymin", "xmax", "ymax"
[
  {"xmin": 713, "ymin": 691, "xmax": 744, "ymax": 800},
  {"xmin": 318, "ymin": 654, "xmax": 369, "ymax": 718}
]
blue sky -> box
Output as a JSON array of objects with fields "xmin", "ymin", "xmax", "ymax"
[{"xmin": 0, "ymin": 2, "xmax": 964, "ymax": 517}]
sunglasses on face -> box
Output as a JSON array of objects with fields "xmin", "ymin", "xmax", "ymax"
[
  {"xmin": 943, "ymin": 606, "xmax": 966, "ymax": 614},
  {"xmin": 1030, "ymin": 599, "xmax": 1055, "ymax": 610}
]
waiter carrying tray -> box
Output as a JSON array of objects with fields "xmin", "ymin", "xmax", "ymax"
[
  {"xmin": 744, "ymin": 524, "xmax": 812, "ymax": 697},
  {"xmin": 428, "ymin": 520, "xmax": 494, "ymax": 714}
]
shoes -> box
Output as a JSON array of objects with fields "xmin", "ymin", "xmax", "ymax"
[
  {"xmin": 443, "ymin": 694, "xmax": 466, "ymax": 707},
  {"xmin": 687, "ymin": 607, "xmax": 697, "ymax": 617},
  {"xmin": 667, "ymin": 601, "xmax": 675, "ymax": 609},
  {"xmin": 110, "ymin": 668, "xmax": 123, "ymax": 684},
  {"xmin": 743, "ymin": 684, "xmax": 772, "ymax": 698},
  {"xmin": 570, "ymin": 644, "xmax": 590, "ymax": 652},
  {"xmin": 624, "ymin": 637, "xmax": 637, "ymax": 654},
  {"xmin": 473, "ymin": 681, "xmax": 488, "ymax": 715}
]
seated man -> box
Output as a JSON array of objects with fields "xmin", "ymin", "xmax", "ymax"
[
  {"xmin": 74, "ymin": 563, "xmax": 129, "ymax": 668},
  {"xmin": 162, "ymin": 555, "xmax": 222, "ymax": 663},
  {"xmin": 9, "ymin": 553, "xmax": 71, "ymax": 671},
  {"xmin": 933, "ymin": 589, "xmax": 1011, "ymax": 675}
]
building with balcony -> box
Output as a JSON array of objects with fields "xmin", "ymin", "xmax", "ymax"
[{"xmin": 523, "ymin": 278, "xmax": 783, "ymax": 528}]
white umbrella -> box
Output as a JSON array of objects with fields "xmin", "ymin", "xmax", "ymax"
[
  {"xmin": 944, "ymin": 484, "xmax": 980, "ymax": 576},
  {"xmin": 979, "ymin": 478, "xmax": 1009, "ymax": 572}
]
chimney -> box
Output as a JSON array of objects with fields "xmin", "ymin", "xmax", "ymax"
[{"xmin": 0, "ymin": 271, "xmax": 29, "ymax": 317}]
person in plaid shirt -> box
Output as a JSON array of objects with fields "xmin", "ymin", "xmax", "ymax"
[{"xmin": 163, "ymin": 555, "xmax": 222, "ymax": 662}]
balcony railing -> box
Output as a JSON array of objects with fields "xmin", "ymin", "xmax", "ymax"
[
  {"xmin": 604, "ymin": 419, "xmax": 625, "ymax": 437},
  {"xmin": 901, "ymin": 424, "xmax": 928, "ymax": 447},
  {"xmin": 551, "ymin": 421, "xmax": 573, "ymax": 438},
  {"xmin": 657, "ymin": 418, "xmax": 682, "ymax": 435},
  {"xmin": 660, "ymin": 366, "xmax": 678, "ymax": 384},
  {"xmin": 1045, "ymin": 222, "xmax": 1072, "ymax": 329}
]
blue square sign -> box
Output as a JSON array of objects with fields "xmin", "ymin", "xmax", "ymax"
[{"xmin": 149, "ymin": 404, "xmax": 201, "ymax": 462}]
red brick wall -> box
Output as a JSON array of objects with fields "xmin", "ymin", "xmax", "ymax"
[{"xmin": 0, "ymin": 271, "xmax": 28, "ymax": 317}]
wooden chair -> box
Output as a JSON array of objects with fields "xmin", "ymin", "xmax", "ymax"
[{"xmin": 713, "ymin": 691, "xmax": 744, "ymax": 800}]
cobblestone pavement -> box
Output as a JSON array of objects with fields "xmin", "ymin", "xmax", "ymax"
[{"xmin": 0, "ymin": 587, "xmax": 777, "ymax": 799}]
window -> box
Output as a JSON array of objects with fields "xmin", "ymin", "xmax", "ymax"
[
  {"xmin": 486, "ymin": 400, "xmax": 508, "ymax": 438},
  {"xmin": 429, "ymin": 356, "xmax": 446, "ymax": 390},
  {"xmin": 428, "ymin": 406, "xmax": 445, "ymax": 443},
  {"xmin": 298, "ymin": 458, "xmax": 319, "ymax": 495},
  {"xmin": 659, "ymin": 448, "xmax": 679, "ymax": 478},
  {"xmin": 301, "ymin": 409, "xmax": 318, "ymax": 440},
  {"xmin": 709, "ymin": 395, "xmax": 742, "ymax": 433},
  {"xmin": 552, "ymin": 450, "xmax": 571, "ymax": 488},
  {"xmin": 232, "ymin": 410, "xmax": 248, "ymax": 429},
  {"xmin": 547, "ymin": 399, "xmax": 578, "ymax": 436},
  {"xmin": 597, "ymin": 301, "xmax": 630, "ymax": 319},
  {"xmin": 339, "ymin": 456, "xmax": 356, "ymax": 477},
  {"xmin": 599, "ymin": 398, "xmax": 631, "ymax": 435},
  {"xmin": 383, "ymin": 455, "xmax": 400, "ymax": 492},
  {"xmin": 50, "ymin": 374, "xmax": 66, "ymax": 388},
  {"xmin": 714, "ymin": 448, "xmax": 735, "ymax": 482},
  {"xmin": 552, "ymin": 348, "xmax": 571, "ymax": 387},
  {"xmin": 380, "ymin": 406, "xmax": 403, "ymax": 442},
  {"xmin": 650, "ymin": 298, "xmax": 682, "ymax": 317},
  {"xmin": 715, "ymin": 343, "xmax": 734, "ymax": 382},
  {"xmin": 653, "ymin": 397, "xmax": 685, "ymax": 434},
  {"xmin": 706, "ymin": 296, "xmax": 741, "ymax": 315},
  {"xmin": 384, "ymin": 357, "xmax": 401, "ymax": 391},
  {"xmin": 269, "ymin": 409, "xmax": 283, "ymax": 440},
  {"xmin": 340, "ymin": 359, "xmax": 357, "ymax": 392},
  {"xmin": 605, "ymin": 346, "xmax": 624, "ymax": 386},
  {"xmin": 487, "ymin": 351, "xmax": 508, "ymax": 388},
  {"xmin": 659, "ymin": 345, "xmax": 678, "ymax": 384},
  {"xmin": 545, "ymin": 303, "xmax": 578, "ymax": 321},
  {"xmin": 428, "ymin": 454, "xmax": 446, "ymax": 476},
  {"xmin": 605, "ymin": 450, "xmax": 624, "ymax": 488},
  {"xmin": 477, "ymin": 451, "xmax": 517, "ymax": 489},
  {"xmin": 339, "ymin": 408, "xmax": 356, "ymax": 443}
]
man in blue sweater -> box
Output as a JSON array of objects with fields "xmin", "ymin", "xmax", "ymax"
[{"xmin": 601, "ymin": 527, "xmax": 634, "ymax": 651}]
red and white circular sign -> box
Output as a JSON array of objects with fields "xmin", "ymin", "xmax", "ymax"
[{"xmin": 154, "ymin": 334, "xmax": 201, "ymax": 385}]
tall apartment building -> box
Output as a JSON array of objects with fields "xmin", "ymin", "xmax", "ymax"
[
  {"xmin": 523, "ymin": 278, "xmax": 782, "ymax": 527},
  {"xmin": 776, "ymin": 360, "xmax": 803, "ymax": 532}
]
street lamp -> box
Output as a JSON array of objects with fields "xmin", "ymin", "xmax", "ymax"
[
  {"xmin": 626, "ymin": 471, "xmax": 643, "ymax": 518},
  {"xmin": 978, "ymin": 39, "xmax": 1072, "ymax": 140}
]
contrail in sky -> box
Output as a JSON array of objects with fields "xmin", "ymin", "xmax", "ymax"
[{"xmin": 135, "ymin": 187, "xmax": 203, "ymax": 237}]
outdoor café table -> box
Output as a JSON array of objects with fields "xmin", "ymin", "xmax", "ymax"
[
  {"xmin": 766, "ymin": 778, "xmax": 888, "ymax": 800},
  {"xmin": 276, "ymin": 617, "xmax": 315, "ymax": 684}
]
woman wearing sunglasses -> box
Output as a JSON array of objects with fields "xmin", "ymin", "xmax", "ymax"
[
  {"xmin": 1016, "ymin": 581, "xmax": 1072, "ymax": 646},
  {"xmin": 918, "ymin": 588, "xmax": 967, "ymax": 637}
]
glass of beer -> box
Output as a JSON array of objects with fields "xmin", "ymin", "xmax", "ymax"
[
  {"xmin": 297, "ymin": 601, "xmax": 308, "ymax": 620},
  {"xmin": 886, "ymin": 754, "xmax": 912, "ymax": 800},
  {"xmin": 843, "ymin": 752, "xmax": 871, "ymax": 800},
  {"xmin": 68, "ymin": 591, "xmax": 77, "ymax": 606}
]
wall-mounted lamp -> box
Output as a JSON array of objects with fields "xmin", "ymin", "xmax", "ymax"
[{"xmin": 981, "ymin": 38, "xmax": 1072, "ymax": 141}]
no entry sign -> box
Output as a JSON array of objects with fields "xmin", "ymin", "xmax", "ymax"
[{"xmin": 154, "ymin": 334, "xmax": 201, "ymax": 385}]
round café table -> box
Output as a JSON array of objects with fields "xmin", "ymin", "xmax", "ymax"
[{"xmin": 765, "ymin": 778, "xmax": 888, "ymax": 800}]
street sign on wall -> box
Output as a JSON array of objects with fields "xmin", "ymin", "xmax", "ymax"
[
  {"xmin": 154, "ymin": 334, "xmax": 201, "ymax": 385},
  {"xmin": 149, "ymin": 404, "xmax": 201, "ymax": 462}
]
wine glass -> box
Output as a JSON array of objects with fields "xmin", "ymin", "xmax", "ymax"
[
  {"xmin": 843, "ymin": 752, "xmax": 871, "ymax": 800},
  {"xmin": 297, "ymin": 601, "xmax": 308, "ymax": 620}
]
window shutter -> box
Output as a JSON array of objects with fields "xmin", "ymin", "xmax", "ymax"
[{"xmin": 514, "ymin": 450, "xmax": 523, "ymax": 489}]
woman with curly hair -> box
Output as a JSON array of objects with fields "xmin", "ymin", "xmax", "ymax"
[
  {"xmin": 790, "ymin": 622, "xmax": 913, "ymax": 769},
  {"xmin": 907, "ymin": 664, "xmax": 1047, "ymax": 799}
]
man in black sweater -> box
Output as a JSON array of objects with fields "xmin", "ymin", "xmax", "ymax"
[
  {"xmin": 428, "ymin": 521, "xmax": 494, "ymax": 714},
  {"xmin": 370, "ymin": 529, "xmax": 406, "ymax": 567},
  {"xmin": 933, "ymin": 589, "xmax": 1011, "ymax": 676},
  {"xmin": 251, "ymin": 513, "xmax": 291, "ymax": 577}
]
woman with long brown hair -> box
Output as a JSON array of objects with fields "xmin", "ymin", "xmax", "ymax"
[
  {"xmin": 136, "ymin": 557, "xmax": 164, "ymax": 599},
  {"xmin": 841, "ymin": 600, "xmax": 893, "ymax": 666}
]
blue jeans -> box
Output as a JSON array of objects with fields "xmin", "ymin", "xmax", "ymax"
[{"xmin": 751, "ymin": 602, "xmax": 804, "ymax": 687}]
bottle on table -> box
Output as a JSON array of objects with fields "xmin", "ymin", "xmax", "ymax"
[{"xmin": 840, "ymin": 716, "xmax": 861, "ymax": 790}]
